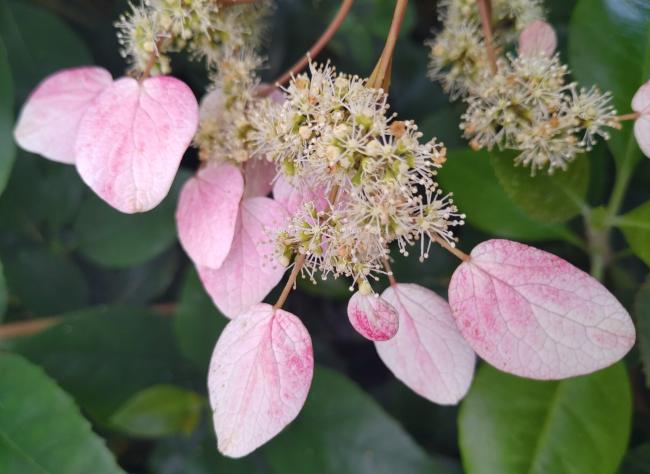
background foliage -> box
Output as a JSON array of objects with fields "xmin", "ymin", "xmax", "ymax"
[{"xmin": 0, "ymin": 0, "xmax": 648, "ymax": 473}]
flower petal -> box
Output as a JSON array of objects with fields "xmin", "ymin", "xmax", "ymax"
[
  {"xmin": 632, "ymin": 79, "xmax": 650, "ymax": 115},
  {"xmin": 448, "ymin": 239, "xmax": 636, "ymax": 379},
  {"xmin": 208, "ymin": 303, "xmax": 313, "ymax": 458},
  {"xmin": 634, "ymin": 116, "xmax": 650, "ymax": 158},
  {"xmin": 375, "ymin": 283, "xmax": 475, "ymax": 404},
  {"xmin": 14, "ymin": 67, "xmax": 113, "ymax": 164},
  {"xmin": 243, "ymin": 159, "xmax": 276, "ymax": 198},
  {"xmin": 518, "ymin": 20, "xmax": 557, "ymax": 58},
  {"xmin": 176, "ymin": 163, "xmax": 244, "ymax": 269},
  {"xmin": 198, "ymin": 197, "xmax": 287, "ymax": 318},
  {"xmin": 347, "ymin": 291, "xmax": 399, "ymax": 341},
  {"xmin": 75, "ymin": 76, "xmax": 199, "ymax": 213},
  {"xmin": 272, "ymin": 175, "xmax": 328, "ymax": 215}
]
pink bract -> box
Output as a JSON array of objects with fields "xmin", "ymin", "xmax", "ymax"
[
  {"xmin": 347, "ymin": 291, "xmax": 399, "ymax": 341},
  {"xmin": 242, "ymin": 159, "xmax": 276, "ymax": 198},
  {"xmin": 632, "ymin": 79, "xmax": 650, "ymax": 157},
  {"xmin": 448, "ymin": 239, "xmax": 636, "ymax": 380},
  {"xmin": 198, "ymin": 197, "xmax": 288, "ymax": 318},
  {"xmin": 208, "ymin": 303, "xmax": 313, "ymax": 458},
  {"xmin": 518, "ymin": 20, "xmax": 557, "ymax": 58},
  {"xmin": 14, "ymin": 67, "xmax": 113, "ymax": 164},
  {"xmin": 176, "ymin": 163, "xmax": 244, "ymax": 269},
  {"xmin": 375, "ymin": 283, "xmax": 475, "ymax": 404},
  {"xmin": 273, "ymin": 175, "xmax": 329, "ymax": 215},
  {"xmin": 75, "ymin": 76, "xmax": 199, "ymax": 213}
]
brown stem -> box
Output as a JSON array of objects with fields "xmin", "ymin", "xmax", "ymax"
[
  {"xmin": 367, "ymin": 0, "xmax": 409, "ymax": 90},
  {"xmin": 382, "ymin": 257, "xmax": 397, "ymax": 287},
  {"xmin": 273, "ymin": 254, "xmax": 306, "ymax": 309},
  {"xmin": 140, "ymin": 38, "xmax": 166, "ymax": 80},
  {"xmin": 477, "ymin": 0, "xmax": 497, "ymax": 74},
  {"xmin": 614, "ymin": 112, "xmax": 641, "ymax": 122},
  {"xmin": 258, "ymin": 0, "xmax": 355, "ymax": 97},
  {"xmin": 433, "ymin": 235, "xmax": 470, "ymax": 262}
]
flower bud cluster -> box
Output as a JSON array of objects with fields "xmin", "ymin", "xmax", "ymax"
[
  {"xmin": 116, "ymin": 0, "xmax": 270, "ymax": 74},
  {"xmin": 461, "ymin": 53, "xmax": 618, "ymax": 173},
  {"xmin": 427, "ymin": 0, "xmax": 543, "ymax": 98},
  {"xmin": 256, "ymin": 63, "xmax": 465, "ymax": 287}
]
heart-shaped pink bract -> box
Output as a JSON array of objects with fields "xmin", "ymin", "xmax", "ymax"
[
  {"xmin": 14, "ymin": 67, "xmax": 113, "ymax": 164},
  {"xmin": 242, "ymin": 159, "xmax": 276, "ymax": 199},
  {"xmin": 347, "ymin": 290, "xmax": 399, "ymax": 341},
  {"xmin": 176, "ymin": 163, "xmax": 244, "ymax": 269},
  {"xmin": 448, "ymin": 239, "xmax": 636, "ymax": 380},
  {"xmin": 75, "ymin": 76, "xmax": 199, "ymax": 213},
  {"xmin": 198, "ymin": 197, "xmax": 288, "ymax": 318},
  {"xmin": 632, "ymin": 79, "xmax": 650, "ymax": 158},
  {"xmin": 208, "ymin": 303, "xmax": 313, "ymax": 458},
  {"xmin": 272, "ymin": 176, "xmax": 329, "ymax": 215},
  {"xmin": 518, "ymin": 20, "xmax": 557, "ymax": 58},
  {"xmin": 375, "ymin": 283, "xmax": 475, "ymax": 404}
]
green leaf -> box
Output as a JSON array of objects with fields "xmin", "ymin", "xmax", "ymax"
[
  {"xmin": 73, "ymin": 172, "xmax": 188, "ymax": 268},
  {"xmin": 174, "ymin": 268, "xmax": 227, "ymax": 372},
  {"xmin": 264, "ymin": 366, "xmax": 444, "ymax": 474},
  {"xmin": 296, "ymin": 273, "xmax": 352, "ymax": 301},
  {"xmin": 12, "ymin": 306, "xmax": 199, "ymax": 424},
  {"xmin": 616, "ymin": 200, "xmax": 650, "ymax": 266},
  {"xmin": 0, "ymin": 352, "xmax": 124, "ymax": 474},
  {"xmin": 0, "ymin": 258, "xmax": 7, "ymax": 322},
  {"xmin": 437, "ymin": 149, "xmax": 571, "ymax": 241},
  {"xmin": 490, "ymin": 151, "xmax": 589, "ymax": 223},
  {"xmin": 635, "ymin": 276, "xmax": 650, "ymax": 387},
  {"xmin": 0, "ymin": 0, "xmax": 93, "ymax": 103},
  {"xmin": 110, "ymin": 385, "xmax": 204, "ymax": 438},
  {"xmin": 3, "ymin": 246, "xmax": 89, "ymax": 315},
  {"xmin": 569, "ymin": 0, "xmax": 650, "ymax": 169},
  {"xmin": 0, "ymin": 37, "xmax": 14, "ymax": 196},
  {"xmin": 459, "ymin": 363, "xmax": 632, "ymax": 474},
  {"xmin": 619, "ymin": 443, "xmax": 650, "ymax": 474}
]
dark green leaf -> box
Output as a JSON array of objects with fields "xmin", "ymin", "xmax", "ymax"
[
  {"xmin": 437, "ymin": 149, "xmax": 572, "ymax": 241},
  {"xmin": 264, "ymin": 366, "xmax": 444, "ymax": 474},
  {"xmin": 73, "ymin": 172, "xmax": 188, "ymax": 268},
  {"xmin": 0, "ymin": 37, "xmax": 14, "ymax": 196},
  {"xmin": 110, "ymin": 385, "xmax": 204, "ymax": 438},
  {"xmin": 0, "ymin": 352, "xmax": 124, "ymax": 474},
  {"xmin": 619, "ymin": 443, "xmax": 650, "ymax": 474},
  {"xmin": 490, "ymin": 151, "xmax": 589, "ymax": 223},
  {"xmin": 635, "ymin": 276, "xmax": 650, "ymax": 387},
  {"xmin": 3, "ymin": 246, "xmax": 89, "ymax": 315},
  {"xmin": 0, "ymin": 0, "xmax": 93, "ymax": 103},
  {"xmin": 616, "ymin": 200, "xmax": 650, "ymax": 266},
  {"xmin": 12, "ymin": 306, "xmax": 198, "ymax": 424},
  {"xmin": 569, "ymin": 0, "xmax": 650, "ymax": 168},
  {"xmin": 174, "ymin": 268, "xmax": 227, "ymax": 372},
  {"xmin": 0, "ymin": 258, "xmax": 6, "ymax": 321},
  {"xmin": 459, "ymin": 363, "xmax": 632, "ymax": 474}
]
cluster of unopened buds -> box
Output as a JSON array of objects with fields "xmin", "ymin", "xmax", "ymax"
[{"xmin": 12, "ymin": 0, "xmax": 650, "ymax": 460}]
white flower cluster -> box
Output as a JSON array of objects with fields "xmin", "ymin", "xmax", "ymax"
[
  {"xmin": 427, "ymin": 0, "xmax": 543, "ymax": 98},
  {"xmin": 116, "ymin": 0, "xmax": 270, "ymax": 74},
  {"xmin": 461, "ymin": 54, "xmax": 618, "ymax": 172},
  {"xmin": 255, "ymin": 63, "xmax": 465, "ymax": 288}
]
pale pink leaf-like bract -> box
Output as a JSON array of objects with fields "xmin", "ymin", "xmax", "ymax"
[
  {"xmin": 176, "ymin": 163, "xmax": 244, "ymax": 269},
  {"xmin": 208, "ymin": 303, "xmax": 313, "ymax": 458},
  {"xmin": 242, "ymin": 159, "xmax": 276, "ymax": 198},
  {"xmin": 273, "ymin": 175, "xmax": 328, "ymax": 215},
  {"xmin": 448, "ymin": 239, "xmax": 636, "ymax": 379},
  {"xmin": 347, "ymin": 291, "xmax": 399, "ymax": 341},
  {"xmin": 14, "ymin": 67, "xmax": 113, "ymax": 164},
  {"xmin": 198, "ymin": 197, "xmax": 287, "ymax": 318},
  {"xmin": 518, "ymin": 20, "xmax": 557, "ymax": 58},
  {"xmin": 75, "ymin": 76, "xmax": 199, "ymax": 213},
  {"xmin": 632, "ymin": 79, "xmax": 650, "ymax": 158},
  {"xmin": 375, "ymin": 283, "xmax": 475, "ymax": 404}
]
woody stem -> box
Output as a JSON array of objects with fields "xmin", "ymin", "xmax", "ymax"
[
  {"xmin": 367, "ymin": 0, "xmax": 409, "ymax": 90},
  {"xmin": 382, "ymin": 257, "xmax": 397, "ymax": 287},
  {"xmin": 614, "ymin": 112, "xmax": 641, "ymax": 122},
  {"xmin": 477, "ymin": 0, "xmax": 498, "ymax": 74},
  {"xmin": 273, "ymin": 254, "xmax": 307, "ymax": 310},
  {"xmin": 433, "ymin": 235, "xmax": 470, "ymax": 262}
]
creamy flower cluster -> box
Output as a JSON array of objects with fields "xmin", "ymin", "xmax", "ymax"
[
  {"xmin": 116, "ymin": 0, "xmax": 270, "ymax": 74},
  {"xmin": 255, "ymin": 63, "xmax": 464, "ymax": 288},
  {"xmin": 427, "ymin": 0, "xmax": 543, "ymax": 98},
  {"xmin": 462, "ymin": 54, "xmax": 618, "ymax": 172}
]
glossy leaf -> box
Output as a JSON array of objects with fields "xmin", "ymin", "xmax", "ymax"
[
  {"xmin": 376, "ymin": 284, "xmax": 475, "ymax": 404},
  {"xmin": 459, "ymin": 363, "xmax": 632, "ymax": 474},
  {"xmin": 449, "ymin": 239, "xmax": 635, "ymax": 379},
  {"xmin": 616, "ymin": 200, "xmax": 650, "ymax": 266},
  {"xmin": 0, "ymin": 38, "xmax": 14, "ymax": 196},
  {"xmin": 208, "ymin": 304, "xmax": 313, "ymax": 458},
  {"xmin": 75, "ymin": 76, "xmax": 198, "ymax": 213},
  {"xmin": 437, "ymin": 149, "xmax": 570, "ymax": 241},
  {"xmin": 110, "ymin": 385, "xmax": 204, "ymax": 438},
  {"xmin": 0, "ymin": 259, "xmax": 6, "ymax": 321},
  {"xmin": 0, "ymin": 352, "xmax": 124, "ymax": 474},
  {"xmin": 635, "ymin": 276, "xmax": 650, "ymax": 387},
  {"xmin": 264, "ymin": 366, "xmax": 441, "ymax": 474},
  {"xmin": 490, "ymin": 151, "xmax": 589, "ymax": 224}
]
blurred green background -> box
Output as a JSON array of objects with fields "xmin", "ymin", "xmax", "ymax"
[{"xmin": 0, "ymin": 0, "xmax": 649, "ymax": 473}]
